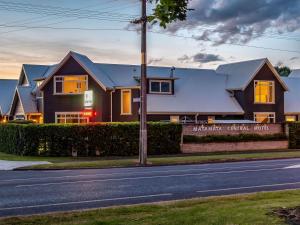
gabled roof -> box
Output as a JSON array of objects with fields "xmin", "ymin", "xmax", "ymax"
[
  {"xmin": 22, "ymin": 64, "xmax": 50, "ymax": 86},
  {"xmin": 9, "ymin": 86, "xmax": 38, "ymax": 115},
  {"xmin": 289, "ymin": 69, "xmax": 300, "ymax": 78},
  {"xmin": 147, "ymin": 68, "xmax": 244, "ymax": 114},
  {"xmin": 0, "ymin": 79, "xmax": 18, "ymax": 115},
  {"xmin": 282, "ymin": 77, "xmax": 300, "ymax": 114},
  {"xmin": 16, "ymin": 86, "xmax": 38, "ymax": 114},
  {"xmin": 216, "ymin": 58, "xmax": 288, "ymax": 91},
  {"xmin": 39, "ymin": 51, "xmax": 115, "ymax": 91}
]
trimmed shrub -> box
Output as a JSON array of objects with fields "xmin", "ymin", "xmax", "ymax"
[
  {"xmin": 183, "ymin": 133, "xmax": 287, "ymax": 144},
  {"xmin": 0, "ymin": 122, "xmax": 182, "ymax": 157},
  {"xmin": 288, "ymin": 123, "xmax": 300, "ymax": 149}
]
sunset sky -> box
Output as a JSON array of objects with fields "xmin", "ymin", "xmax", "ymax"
[{"xmin": 0, "ymin": 0, "xmax": 299, "ymax": 79}]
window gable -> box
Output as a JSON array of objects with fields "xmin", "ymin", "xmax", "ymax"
[
  {"xmin": 149, "ymin": 80, "xmax": 172, "ymax": 94},
  {"xmin": 54, "ymin": 75, "xmax": 88, "ymax": 95}
]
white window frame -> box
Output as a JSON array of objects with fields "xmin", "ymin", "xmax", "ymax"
[
  {"xmin": 254, "ymin": 80, "xmax": 275, "ymax": 104},
  {"xmin": 53, "ymin": 75, "xmax": 88, "ymax": 95},
  {"xmin": 121, "ymin": 89, "xmax": 132, "ymax": 115},
  {"xmin": 254, "ymin": 112, "xmax": 276, "ymax": 123},
  {"xmin": 149, "ymin": 80, "xmax": 172, "ymax": 94},
  {"xmin": 55, "ymin": 112, "xmax": 89, "ymax": 124}
]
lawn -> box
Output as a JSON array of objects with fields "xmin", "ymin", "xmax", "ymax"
[
  {"xmin": 1, "ymin": 150, "xmax": 300, "ymax": 170},
  {"xmin": 1, "ymin": 189, "xmax": 300, "ymax": 225}
]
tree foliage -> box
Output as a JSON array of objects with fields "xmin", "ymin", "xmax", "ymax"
[
  {"xmin": 149, "ymin": 0, "xmax": 190, "ymax": 28},
  {"xmin": 275, "ymin": 66, "xmax": 291, "ymax": 77}
]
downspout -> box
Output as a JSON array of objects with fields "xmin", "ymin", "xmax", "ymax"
[{"xmin": 110, "ymin": 89, "xmax": 115, "ymax": 122}]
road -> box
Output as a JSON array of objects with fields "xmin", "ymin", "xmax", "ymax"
[{"xmin": 2, "ymin": 158, "xmax": 300, "ymax": 217}]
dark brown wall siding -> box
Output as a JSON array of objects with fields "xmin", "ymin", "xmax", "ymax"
[
  {"xmin": 234, "ymin": 64, "xmax": 285, "ymax": 123},
  {"xmin": 43, "ymin": 57, "xmax": 111, "ymax": 123},
  {"xmin": 112, "ymin": 88, "xmax": 139, "ymax": 122}
]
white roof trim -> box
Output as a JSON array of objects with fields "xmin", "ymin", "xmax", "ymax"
[
  {"xmin": 8, "ymin": 88, "xmax": 26, "ymax": 116},
  {"xmin": 39, "ymin": 52, "xmax": 109, "ymax": 91}
]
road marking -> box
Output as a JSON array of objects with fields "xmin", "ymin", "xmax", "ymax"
[
  {"xmin": 0, "ymin": 193, "xmax": 172, "ymax": 211},
  {"xmin": 196, "ymin": 181, "xmax": 300, "ymax": 193},
  {"xmin": 1, "ymin": 162, "xmax": 293, "ymax": 183},
  {"xmin": 16, "ymin": 167, "xmax": 283, "ymax": 188},
  {"xmin": 284, "ymin": 164, "xmax": 300, "ymax": 169}
]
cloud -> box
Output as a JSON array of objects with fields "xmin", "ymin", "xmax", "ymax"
[
  {"xmin": 290, "ymin": 57, "xmax": 299, "ymax": 61},
  {"xmin": 178, "ymin": 53, "xmax": 223, "ymax": 64},
  {"xmin": 148, "ymin": 57, "xmax": 163, "ymax": 65},
  {"xmin": 164, "ymin": 0, "xmax": 300, "ymax": 45}
]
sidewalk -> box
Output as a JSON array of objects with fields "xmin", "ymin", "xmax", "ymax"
[{"xmin": 0, "ymin": 160, "xmax": 51, "ymax": 170}]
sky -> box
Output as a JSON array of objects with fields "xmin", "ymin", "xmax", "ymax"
[{"xmin": 0, "ymin": 0, "xmax": 299, "ymax": 79}]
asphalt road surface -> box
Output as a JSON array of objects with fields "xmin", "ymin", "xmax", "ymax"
[{"xmin": 2, "ymin": 158, "xmax": 300, "ymax": 217}]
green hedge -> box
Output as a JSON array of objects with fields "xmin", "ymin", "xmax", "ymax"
[
  {"xmin": 288, "ymin": 123, "xmax": 300, "ymax": 149},
  {"xmin": 183, "ymin": 133, "xmax": 287, "ymax": 144},
  {"xmin": 0, "ymin": 123, "xmax": 182, "ymax": 157}
]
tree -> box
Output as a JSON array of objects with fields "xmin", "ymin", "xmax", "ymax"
[
  {"xmin": 275, "ymin": 66, "xmax": 291, "ymax": 77},
  {"xmin": 149, "ymin": 0, "xmax": 190, "ymax": 27}
]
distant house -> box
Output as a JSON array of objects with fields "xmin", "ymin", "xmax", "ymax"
[
  {"xmin": 5, "ymin": 51, "xmax": 299, "ymax": 124},
  {"xmin": 0, "ymin": 79, "xmax": 17, "ymax": 121}
]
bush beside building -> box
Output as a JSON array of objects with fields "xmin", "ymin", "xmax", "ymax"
[{"xmin": 0, "ymin": 123, "xmax": 182, "ymax": 157}]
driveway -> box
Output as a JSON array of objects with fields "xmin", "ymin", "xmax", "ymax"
[{"xmin": 0, "ymin": 160, "xmax": 51, "ymax": 170}]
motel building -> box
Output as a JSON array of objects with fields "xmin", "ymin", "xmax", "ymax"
[{"xmin": 0, "ymin": 51, "xmax": 300, "ymax": 124}]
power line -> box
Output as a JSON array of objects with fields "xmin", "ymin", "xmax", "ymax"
[
  {"xmin": 0, "ymin": 0, "xmax": 131, "ymax": 28},
  {"xmin": 0, "ymin": 1, "xmax": 139, "ymax": 36},
  {"xmin": 0, "ymin": 24, "xmax": 298, "ymax": 54}
]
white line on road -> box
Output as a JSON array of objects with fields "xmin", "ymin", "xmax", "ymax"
[
  {"xmin": 16, "ymin": 167, "xmax": 284, "ymax": 188},
  {"xmin": 1, "ymin": 162, "xmax": 293, "ymax": 183},
  {"xmin": 196, "ymin": 181, "xmax": 300, "ymax": 193},
  {"xmin": 0, "ymin": 193, "xmax": 173, "ymax": 211}
]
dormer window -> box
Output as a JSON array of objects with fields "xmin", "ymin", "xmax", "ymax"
[{"xmin": 149, "ymin": 80, "xmax": 172, "ymax": 94}]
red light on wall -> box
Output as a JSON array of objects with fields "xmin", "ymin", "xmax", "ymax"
[{"xmin": 82, "ymin": 109, "xmax": 96, "ymax": 118}]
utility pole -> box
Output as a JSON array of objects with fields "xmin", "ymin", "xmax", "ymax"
[{"xmin": 139, "ymin": 0, "xmax": 147, "ymax": 166}]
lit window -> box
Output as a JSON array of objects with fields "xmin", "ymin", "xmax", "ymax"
[
  {"xmin": 54, "ymin": 75, "xmax": 88, "ymax": 94},
  {"xmin": 55, "ymin": 112, "xmax": 89, "ymax": 124},
  {"xmin": 121, "ymin": 89, "xmax": 132, "ymax": 115},
  {"xmin": 208, "ymin": 116, "xmax": 215, "ymax": 124},
  {"xmin": 36, "ymin": 80, "xmax": 43, "ymax": 87},
  {"xmin": 149, "ymin": 80, "xmax": 172, "ymax": 94},
  {"xmin": 286, "ymin": 115, "xmax": 297, "ymax": 122},
  {"xmin": 254, "ymin": 112, "xmax": 275, "ymax": 123},
  {"xmin": 170, "ymin": 116, "xmax": 180, "ymax": 123},
  {"xmin": 254, "ymin": 81, "xmax": 275, "ymax": 104}
]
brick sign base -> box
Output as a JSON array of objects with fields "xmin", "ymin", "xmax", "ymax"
[{"xmin": 181, "ymin": 140, "xmax": 289, "ymax": 153}]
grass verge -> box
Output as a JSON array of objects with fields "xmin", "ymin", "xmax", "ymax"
[
  {"xmin": 1, "ymin": 189, "xmax": 300, "ymax": 225},
  {"xmin": 1, "ymin": 150, "xmax": 300, "ymax": 170}
]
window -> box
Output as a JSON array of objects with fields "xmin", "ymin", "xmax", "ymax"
[
  {"xmin": 286, "ymin": 115, "xmax": 297, "ymax": 122},
  {"xmin": 254, "ymin": 112, "xmax": 275, "ymax": 123},
  {"xmin": 170, "ymin": 116, "xmax": 180, "ymax": 123},
  {"xmin": 55, "ymin": 112, "xmax": 89, "ymax": 124},
  {"xmin": 149, "ymin": 80, "xmax": 172, "ymax": 94},
  {"xmin": 54, "ymin": 75, "xmax": 88, "ymax": 94},
  {"xmin": 121, "ymin": 89, "xmax": 132, "ymax": 115},
  {"xmin": 254, "ymin": 80, "xmax": 275, "ymax": 104},
  {"xmin": 36, "ymin": 80, "xmax": 43, "ymax": 87},
  {"xmin": 208, "ymin": 116, "xmax": 215, "ymax": 124}
]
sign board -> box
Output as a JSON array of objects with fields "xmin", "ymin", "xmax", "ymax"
[
  {"xmin": 84, "ymin": 90, "xmax": 93, "ymax": 108},
  {"xmin": 183, "ymin": 123, "xmax": 283, "ymax": 137}
]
